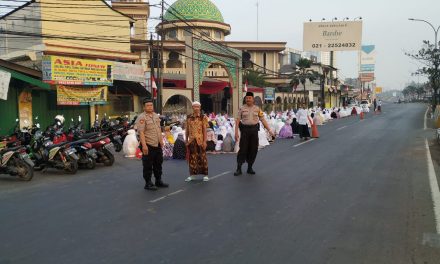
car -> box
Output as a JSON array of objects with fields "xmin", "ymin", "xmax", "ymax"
[
  {"xmin": 361, "ymin": 104, "xmax": 370, "ymax": 113},
  {"xmin": 360, "ymin": 100, "xmax": 371, "ymax": 108}
]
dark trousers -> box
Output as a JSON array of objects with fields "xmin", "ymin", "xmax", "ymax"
[
  {"xmin": 237, "ymin": 123, "xmax": 259, "ymax": 167},
  {"xmin": 142, "ymin": 145, "xmax": 163, "ymax": 184}
]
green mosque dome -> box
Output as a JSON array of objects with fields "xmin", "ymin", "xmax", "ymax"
[{"xmin": 164, "ymin": 0, "xmax": 225, "ymax": 23}]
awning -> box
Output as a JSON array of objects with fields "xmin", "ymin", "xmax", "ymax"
[
  {"xmin": 0, "ymin": 66, "xmax": 50, "ymax": 90},
  {"xmin": 245, "ymin": 84, "xmax": 264, "ymax": 93},
  {"xmin": 111, "ymin": 80, "xmax": 151, "ymax": 97},
  {"xmin": 161, "ymin": 73, "xmax": 230, "ymax": 95}
]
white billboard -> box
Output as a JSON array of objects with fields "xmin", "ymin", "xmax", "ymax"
[
  {"xmin": 360, "ymin": 45, "xmax": 376, "ymax": 73},
  {"xmin": 303, "ymin": 21, "xmax": 363, "ymax": 52},
  {"xmin": 0, "ymin": 69, "xmax": 11, "ymax": 100}
]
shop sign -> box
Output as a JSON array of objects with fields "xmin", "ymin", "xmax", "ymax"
[
  {"xmin": 264, "ymin": 87, "xmax": 275, "ymax": 101},
  {"xmin": 43, "ymin": 56, "xmax": 113, "ymax": 85},
  {"xmin": 57, "ymin": 85, "xmax": 108, "ymax": 105}
]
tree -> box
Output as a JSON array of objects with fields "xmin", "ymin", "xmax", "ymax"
[
  {"xmin": 243, "ymin": 69, "xmax": 267, "ymax": 88},
  {"xmin": 289, "ymin": 58, "xmax": 319, "ymax": 106},
  {"xmin": 407, "ymin": 41, "xmax": 440, "ymax": 108}
]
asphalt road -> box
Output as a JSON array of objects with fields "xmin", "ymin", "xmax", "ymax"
[{"xmin": 1, "ymin": 103, "xmax": 439, "ymax": 264}]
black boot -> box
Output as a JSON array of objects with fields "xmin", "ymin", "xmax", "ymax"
[
  {"xmin": 247, "ymin": 166, "xmax": 256, "ymax": 175},
  {"xmin": 144, "ymin": 182, "xmax": 158, "ymax": 191},
  {"xmin": 234, "ymin": 164, "xmax": 242, "ymax": 176},
  {"xmin": 155, "ymin": 180, "xmax": 169, "ymax": 188}
]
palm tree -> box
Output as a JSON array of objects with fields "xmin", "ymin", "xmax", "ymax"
[
  {"xmin": 289, "ymin": 58, "xmax": 319, "ymax": 106},
  {"xmin": 243, "ymin": 69, "xmax": 267, "ymax": 88}
]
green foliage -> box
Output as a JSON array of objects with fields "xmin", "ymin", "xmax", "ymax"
[
  {"xmin": 289, "ymin": 58, "xmax": 320, "ymax": 97},
  {"xmin": 407, "ymin": 40, "xmax": 440, "ymax": 107},
  {"xmin": 243, "ymin": 70, "xmax": 267, "ymax": 88}
]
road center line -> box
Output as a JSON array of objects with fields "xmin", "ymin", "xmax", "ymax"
[
  {"xmin": 425, "ymin": 139, "xmax": 440, "ymax": 234},
  {"xmin": 336, "ymin": 125, "xmax": 348, "ymax": 131},
  {"xmin": 293, "ymin": 139, "xmax": 315, "ymax": 148},
  {"xmin": 167, "ymin": 189, "xmax": 185, "ymax": 197},
  {"xmin": 149, "ymin": 171, "xmax": 231, "ymax": 203},
  {"xmin": 424, "ymin": 107, "xmax": 429, "ymax": 130},
  {"xmin": 210, "ymin": 171, "xmax": 232, "ymax": 180},
  {"xmin": 149, "ymin": 196, "xmax": 167, "ymax": 203}
]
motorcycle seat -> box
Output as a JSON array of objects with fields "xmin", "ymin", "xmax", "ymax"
[
  {"xmin": 0, "ymin": 146, "xmax": 22, "ymax": 155},
  {"xmin": 47, "ymin": 142, "xmax": 68, "ymax": 150},
  {"xmin": 89, "ymin": 136, "xmax": 107, "ymax": 143},
  {"xmin": 69, "ymin": 139, "xmax": 89, "ymax": 146},
  {"xmin": 80, "ymin": 132, "xmax": 100, "ymax": 139}
]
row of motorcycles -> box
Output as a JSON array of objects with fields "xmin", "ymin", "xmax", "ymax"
[{"xmin": 0, "ymin": 114, "xmax": 136, "ymax": 181}]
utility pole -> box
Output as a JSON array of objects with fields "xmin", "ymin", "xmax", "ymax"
[
  {"xmin": 256, "ymin": 1, "xmax": 259, "ymax": 41},
  {"xmin": 158, "ymin": 0, "xmax": 165, "ymax": 114},
  {"xmin": 149, "ymin": 33, "xmax": 155, "ymax": 104}
]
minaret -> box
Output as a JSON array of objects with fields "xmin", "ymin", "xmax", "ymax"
[{"xmin": 111, "ymin": 0, "xmax": 150, "ymax": 41}]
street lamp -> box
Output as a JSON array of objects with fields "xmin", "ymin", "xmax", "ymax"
[{"xmin": 408, "ymin": 18, "xmax": 440, "ymax": 49}]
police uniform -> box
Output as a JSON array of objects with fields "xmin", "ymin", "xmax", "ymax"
[
  {"xmin": 236, "ymin": 104, "xmax": 265, "ymax": 174},
  {"xmin": 137, "ymin": 112, "xmax": 164, "ymax": 186}
]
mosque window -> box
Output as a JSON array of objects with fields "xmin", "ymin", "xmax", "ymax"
[
  {"xmin": 200, "ymin": 29, "xmax": 211, "ymax": 37},
  {"xmin": 214, "ymin": 30, "xmax": 222, "ymax": 40},
  {"xmin": 183, "ymin": 29, "xmax": 193, "ymax": 37},
  {"xmin": 168, "ymin": 30, "xmax": 177, "ymax": 40}
]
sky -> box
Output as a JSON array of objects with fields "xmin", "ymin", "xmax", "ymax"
[
  {"xmin": 150, "ymin": 0, "xmax": 440, "ymax": 91},
  {"xmin": 1, "ymin": 0, "xmax": 440, "ymax": 91}
]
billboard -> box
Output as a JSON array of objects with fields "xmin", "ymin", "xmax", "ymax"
[
  {"xmin": 57, "ymin": 85, "xmax": 108, "ymax": 105},
  {"xmin": 375, "ymin": 87, "xmax": 383, "ymax": 94},
  {"xmin": 360, "ymin": 45, "xmax": 376, "ymax": 73},
  {"xmin": 0, "ymin": 69, "xmax": 11, "ymax": 100},
  {"xmin": 43, "ymin": 56, "xmax": 113, "ymax": 86},
  {"xmin": 303, "ymin": 21, "xmax": 363, "ymax": 52},
  {"xmin": 360, "ymin": 73, "xmax": 375, "ymax": 82},
  {"xmin": 264, "ymin": 87, "xmax": 275, "ymax": 101},
  {"xmin": 99, "ymin": 60, "xmax": 145, "ymax": 83}
]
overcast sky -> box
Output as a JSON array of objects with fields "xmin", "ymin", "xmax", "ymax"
[
  {"xmin": 1, "ymin": 0, "xmax": 440, "ymax": 90},
  {"xmin": 151, "ymin": 0, "xmax": 440, "ymax": 91}
]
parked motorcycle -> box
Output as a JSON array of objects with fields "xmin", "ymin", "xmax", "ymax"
[
  {"xmin": 66, "ymin": 117, "xmax": 97, "ymax": 170},
  {"xmin": 30, "ymin": 129, "xmax": 79, "ymax": 174},
  {"xmin": 0, "ymin": 145, "xmax": 34, "ymax": 181}
]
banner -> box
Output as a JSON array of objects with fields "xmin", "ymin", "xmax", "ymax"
[
  {"xmin": 57, "ymin": 85, "xmax": 108, "ymax": 105},
  {"xmin": 375, "ymin": 87, "xmax": 383, "ymax": 94},
  {"xmin": 264, "ymin": 87, "xmax": 275, "ymax": 101},
  {"xmin": 360, "ymin": 73, "xmax": 375, "ymax": 82},
  {"xmin": 308, "ymin": 91, "xmax": 314, "ymax": 102},
  {"xmin": 43, "ymin": 56, "xmax": 113, "ymax": 85},
  {"xmin": 145, "ymin": 72, "xmax": 151, "ymax": 94},
  {"xmin": 99, "ymin": 60, "xmax": 145, "ymax": 83},
  {"xmin": 18, "ymin": 91, "xmax": 32, "ymax": 129},
  {"xmin": 303, "ymin": 21, "xmax": 363, "ymax": 52},
  {"xmin": 0, "ymin": 69, "xmax": 11, "ymax": 100},
  {"xmin": 360, "ymin": 45, "xmax": 376, "ymax": 73}
]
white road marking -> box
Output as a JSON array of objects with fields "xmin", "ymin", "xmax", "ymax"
[
  {"xmin": 336, "ymin": 126, "xmax": 348, "ymax": 131},
  {"xmin": 149, "ymin": 171, "xmax": 231, "ymax": 203},
  {"xmin": 149, "ymin": 196, "xmax": 167, "ymax": 203},
  {"xmin": 167, "ymin": 189, "xmax": 185, "ymax": 197},
  {"xmin": 210, "ymin": 171, "xmax": 232, "ymax": 180},
  {"xmin": 425, "ymin": 139, "xmax": 440, "ymax": 234},
  {"xmin": 424, "ymin": 107, "xmax": 429, "ymax": 130},
  {"xmin": 293, "ymin": 139, "xmax": 315, "ymax": 148}
]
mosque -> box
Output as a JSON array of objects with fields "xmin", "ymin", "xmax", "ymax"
[{"xmin": 114, "ymin": 0, "xmax": 288, "ymax": 115}]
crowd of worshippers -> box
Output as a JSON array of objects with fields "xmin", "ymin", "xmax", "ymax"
[{"xmin": 123, "ymin": 105, "xmax": 361, "ymax": 160}]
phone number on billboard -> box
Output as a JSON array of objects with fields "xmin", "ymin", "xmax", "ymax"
[{"xmin": 311, "ymin": 43, "xmax": 357, "ymax": 49}]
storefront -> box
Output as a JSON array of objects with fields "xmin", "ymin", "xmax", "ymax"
[
  {"xmin": 0, "ymin": 61, "xmax": 90, "ymax": 136},
  {"xmin": 95, "ymin": 61, "xmax": 149, "ymax": 120}
]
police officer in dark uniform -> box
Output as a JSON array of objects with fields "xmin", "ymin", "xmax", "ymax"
[
  {"xmin": 137, "ymin": 99, "xmax": 169, "ymax": 191},
  {"xmin": 234, "ymin": 92, "xmax": 275, "ymax": 176}
]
